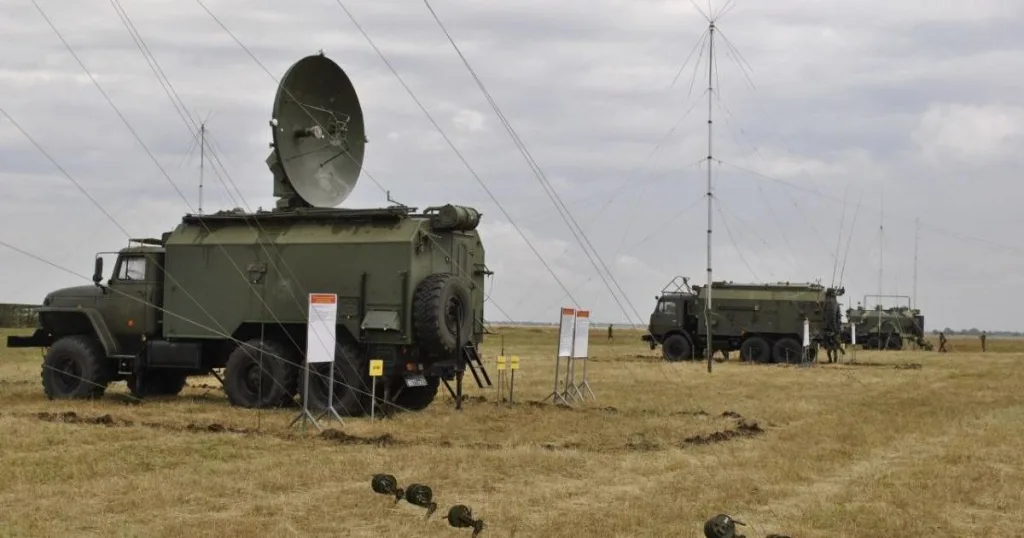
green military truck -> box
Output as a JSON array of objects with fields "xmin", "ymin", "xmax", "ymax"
[
  {"xmin": 642, "ymin": 277, "xmax": 844, "ymax": 363},
  {"xmin": 6, "ymin": 53, "xmax": 492, "ymax": 415},
  {"xmin": 841, "ymin": 295, "xmax": 930, "ymax": 350}
]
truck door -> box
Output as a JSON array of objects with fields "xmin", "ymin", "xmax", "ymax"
[{"xmin": 104, "ymin": 253, "xmax": 159, "ymax": 355}]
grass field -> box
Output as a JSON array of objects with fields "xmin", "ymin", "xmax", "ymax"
[{"xmin": 0, "ymin": 326, "xmax": 1021, "ymax": 537}]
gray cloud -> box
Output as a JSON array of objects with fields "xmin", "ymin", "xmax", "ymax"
[{"xmin": 2, "ymin": 0, "xmax": 1023, "ymax": 331}]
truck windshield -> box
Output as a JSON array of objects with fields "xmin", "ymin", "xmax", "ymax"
[{"xmin": 656, "ymin": 299, "xmax": 676, "ymax": 314}]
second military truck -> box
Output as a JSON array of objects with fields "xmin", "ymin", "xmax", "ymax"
[{"xmin": 643, "ymin": 277, "xmax": 844, "ymax": 363}]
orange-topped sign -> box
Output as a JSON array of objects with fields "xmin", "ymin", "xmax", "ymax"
[
  {"xmin": 575, "ymin": 310, "xmax": 590, "ymax": 318},
  {"xmin": 557, "ymin": 307, "xmax": 576, "ymax": 357},
  {"xmin": 307, "ymin": 293, "xmax": 338, "ymax": 363}
]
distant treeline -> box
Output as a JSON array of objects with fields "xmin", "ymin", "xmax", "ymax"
[{"xmin": 0, "ymin": 303, "xmax": 38, "ymax": 328}]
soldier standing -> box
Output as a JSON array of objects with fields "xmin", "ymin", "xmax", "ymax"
[
  {"xmin": 980, "ymin": 331, "xmax": 987, "ymax": 352},
  {"xmin": 938, "ymin": 331, "xmax": 947, "ymax": 352},
  {"xmin": 607, "ymin": 324, "xmax": 613, "ymax": 342}
]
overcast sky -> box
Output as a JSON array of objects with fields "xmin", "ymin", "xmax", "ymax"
[{"xmin": 2, "ymin": 0, "xmax": 1023, "ymax": 331}]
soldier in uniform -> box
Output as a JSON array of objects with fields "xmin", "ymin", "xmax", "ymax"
[
  {"xmin": 980, "ymin": 331, "xmax": 987, "ymax": 352},
  {"xmin": 938, "ymin": 331, "xmax": 947, "ymax": 352},
  {"xmin": 607, "ymin": 324, "xmax": 613, "ymax": 342}
]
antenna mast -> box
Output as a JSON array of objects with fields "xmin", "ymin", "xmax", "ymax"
[
  {"xmin": 199, "ymin": 121, "xmax": 206, "ymax": 215},
  {"xmin": 912, "ymin": 217, "xmax": 919, "ymax": 309},
  {"xmin": 877, "ymin": 191, "xmax": 884, "ymax": 337},
  {"xmin": 704, "ymin": 21, "xmax": 716, "ymax": 373}
]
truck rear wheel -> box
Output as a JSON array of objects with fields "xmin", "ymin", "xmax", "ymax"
[
  {"xmin": 662, "ymin": 334, "xmax": 692, "ymax": 362},
  {"xmin": 301, "ymin": 341, "xmax": 371, "ymax": 416},
  {"xmin": 223, "ymin": 339, "xmax": 299, "ymax": 408},
  {"xmin": 391, "ymin": 375, "xmax": 441, "ymax": 412},
  {"xmin": 772, "ymin": 337, "xmax": 803, "ymax": 364},
  {"xmin": 739, "ymin": 336, "xmax": 771, "ymax": 363},
  {"xmin": 413, "ymin": 273, "xmax": 474, "ymax": 358},
  {"xmin": 41, "ymin": 335, "xmax": 112, "ymax": 400}
]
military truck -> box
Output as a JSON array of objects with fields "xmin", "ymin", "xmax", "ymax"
[
  {"xmin": 642, "ymin": 277, "xmax": 844, "ymax": 363},
  {"xmin": 6, "ymin": 53, "xmax": 492, "ymax": 415},
  {"xmin": 841, "ymin": 295, "xmax": 929, "ymax": 350}
]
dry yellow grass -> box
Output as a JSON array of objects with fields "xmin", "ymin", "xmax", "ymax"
[{"xmin": 0, "ymin": 326, "xmax": 1022, "ymax": 537}]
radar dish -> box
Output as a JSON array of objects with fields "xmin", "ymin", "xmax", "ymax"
[{"xmin": 270, "ymin": 54, "xmax": 365, "ymax": 208}]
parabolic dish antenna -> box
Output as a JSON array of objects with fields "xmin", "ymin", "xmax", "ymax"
[{"xmin": 270, "ymin": 53, "xmax": 365, "ymax": 208}]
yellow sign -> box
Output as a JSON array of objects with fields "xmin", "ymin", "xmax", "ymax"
[
  {"xmin": 496, "ymin": 355, "xmax": 506, "ymax": 370},
  {"xmin": 369, "ymin": 359, "xmax": 383, "ymax": 377},
  {"xmin": 510, "ymin": 356, "xmax": 520, "ymax": 370}
]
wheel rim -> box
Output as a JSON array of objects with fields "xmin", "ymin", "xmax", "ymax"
[
  {"xmin": 242, "ymin": 360, "xmax": 274, "ymax": 398},
  {"xmin": 664, "ymin": 338, "xmax": 684, "ymax": 359},
  {"xmin": 780, "ymin": 342, "xmax": 800, "ymax": 363},
  {"xmin": 52, "ymin": 355, "xmax": 82, "ymax": 393}
]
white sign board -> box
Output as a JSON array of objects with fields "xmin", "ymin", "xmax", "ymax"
[
  {"xmin": 557, "ymin": 307, "xmax": 576, "ymax": 358},
  {"xmin": 851, "ymin": 323, "xmax": 857, "ymax": 345},
  {"xmin": 802, "ymin": 318, "xmax": 810, "ymax": 347},
  {"xmin": 306, "ymin": 293, "xmax": 338, "ymax": 363},
  {"xmin": 572, "ymin": 310, "xmax": 590, "ymax": 358}
]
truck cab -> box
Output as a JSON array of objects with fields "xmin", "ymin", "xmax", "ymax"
[
  {"xmin": 94, "ymin": 243, "xmax": 165, "ymax": 354},
  {"xmin": 7, "ymin": 239, "xmax": 172, "ymax": 399},
  {"xmin": 644, "ymin": 292, "xmax": 695, "ymax": 346}
]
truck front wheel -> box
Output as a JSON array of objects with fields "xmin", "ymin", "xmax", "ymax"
[
  {"xmin": 662, "ymin": 334, "xmax": 692, "ymax": 362},
  {"xmin": 223, "ymin": 339, "xmax": 299, "ymax": 408},
  {"xmin": 41, "ymin": 335, "xmax": 112, "ymax": 400}
]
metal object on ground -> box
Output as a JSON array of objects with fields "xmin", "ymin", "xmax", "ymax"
[
  {"xmin": 447, "ymin": 504, "xmax": 485, "ymax": 536},
  {"xmin": 404, "ymin": 483, "xmax": 437, "ymax": 518},
  {"xmin": 703, "ymin": 513, "xmax": 746, "ymax": 538},
  {"xmin": 371, "ymin": 473, "xmax": 404, "ymax": 503}
]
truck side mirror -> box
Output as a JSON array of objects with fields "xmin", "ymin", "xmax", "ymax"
[{"xmin": 93, "ymin": 257, "xmax": 104, "ymax": 286}]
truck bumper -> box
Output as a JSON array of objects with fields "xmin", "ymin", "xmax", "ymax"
[{"xmin": 6, "ymin": 329, "xmax": 53, "ymax": 348}]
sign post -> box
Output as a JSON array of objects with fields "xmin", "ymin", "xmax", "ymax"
[
  {"xmin": 572, "ymin": 309, "xmax": 594, "ymax": 401},
  {"xmin": 291, "ymin": 293, "xmax": 338, "ymax": 432},
  {"xmin": 543, "ymin": 307, "xmax": 574, "ymax": 406},
  {"xmin": 509, "ymin": 355, "xmax": 519, "ymax": 405},
  {"xmin": 369, "ymin": 359, "xmax": 383, "ymax": 422},
  {"xmin": 850, "ymin": 323, "xmax": 857, "ymax": 364},
  {"xmin": 496, "ymin": 355, "xmax": 507, "ymax": 404},
  {"xmin": 801, "ymin": 317, "xmax": 811, "ymax": 367}
]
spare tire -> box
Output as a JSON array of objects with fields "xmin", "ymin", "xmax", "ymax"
[{"xmin": 413, "ymin": 273, "xmax": 474, "ymax": 358}]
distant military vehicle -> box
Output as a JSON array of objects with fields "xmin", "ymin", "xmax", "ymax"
[
  {"xmin": 642, "ymin": 277, "xmax": 844, "ymax": 363},
  {"xmin": 6, "ymin": 53, "xmax": 492, "ymax": 414},
  {"xmin": 841, "ymin": 295, "xmax": 929, "ymax": 350}
]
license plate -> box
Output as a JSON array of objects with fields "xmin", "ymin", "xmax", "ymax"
[{"xmin": 404, "ymin": 375, "xmax": 428, "ymax": 388}]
